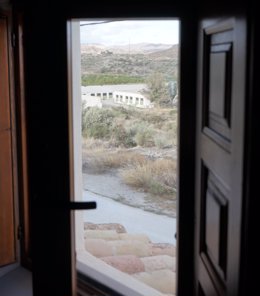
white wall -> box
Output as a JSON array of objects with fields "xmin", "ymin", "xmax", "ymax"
[
  {"xmin": 113, "ymin": 91, "xmax": 153, "ymax": 108},
  {"xmin": 82, "ymin": 94, "xmax": 102, "ymax": 108}
]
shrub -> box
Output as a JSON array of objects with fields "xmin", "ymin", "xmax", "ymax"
[
  {"xmin": 112, "ymin": 124, "xmax": 137, "ymax": 148},
  {"xmin": 82, "ymin": 107, "xmax": 115, "ymax": 140},
  {"xmin": 133, "ymin": 122, "xmax": 154, "ymax": 147},
  {"xmin": 154, "ymin": 134, "xmax": 173, "ymax": 148}
]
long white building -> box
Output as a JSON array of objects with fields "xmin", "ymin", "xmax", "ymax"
[
  {"xmin": 113, "ymin": 91, "xmax": 153, "ymax": 108},
  {"xmin": 81, "ymin": 84, "xmax": 154, "ymax": 109}
]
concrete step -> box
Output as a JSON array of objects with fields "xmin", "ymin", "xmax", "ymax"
[
  {"xmin": 141, "ymin": 255, "xmax": 176, "ymax": 272},
  {"xmin": 101, "ymin": 255, "xmax": 145, "ymax": 274},
  {"xmin": 84, "ymin": 229, "xmax": 120, "ymax": 240},
  {"xmin": 85, "ymin": 239, "xmax": 114, "ymax": 257},
  {"xmin": 84, "ymin": 222, "xmax": 127, "ymax": 233},
  {"xmin": 107, "ymin": 240, "xmax": 152, "ymax": 257},
  {"xmin": 151, "ymin": 243, "xmax": 176, "ymax": 257},
  {"xmin": 133, "ymin": 269, "xmax": 176, "ymax": 294},
  {"xmin": 119, "ymin": 233, "xmax": 150, "ymax": 243}
]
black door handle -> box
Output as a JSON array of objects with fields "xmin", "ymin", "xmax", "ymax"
[
  {"xmin": 67, "ymin": 201, "xmax": 96, "ymax": 210},
  {"xmin": 66, "ymin": 201, "xmax": 96, "ymax": 210},
  {"xmin": 33, "ymin": 201, "xmax": 97, "ymax": 210}
]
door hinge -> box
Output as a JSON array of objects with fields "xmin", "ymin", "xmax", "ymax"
[
  {"xmin": 11, "ymin": 32, "xmax": 16, "ymax": 48},
  {"xmin": 17, "ymin": 225, "xmax": 23, "ymax": 240}
]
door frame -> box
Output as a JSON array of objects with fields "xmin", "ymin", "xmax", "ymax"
[
  {"xmin": 23, "ymin": 2, "xmax": 198, "ymax": 296},
  {"xmin": 66, "ymin": 13, "xmax": 198, "ymax": 296}
]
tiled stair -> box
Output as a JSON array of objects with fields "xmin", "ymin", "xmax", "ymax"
[{"xmin": 84, "ymin": 223, "xmax": 176, "ymax": 296}]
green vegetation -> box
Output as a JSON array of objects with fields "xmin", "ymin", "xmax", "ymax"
[
  {"xmin": 81, "ymin": 45, "xmax": 179, "ymax": 81},
  {"xmin": 82, "ymin": 106, "xmax": 115, "ymax": 139},
  {"xmin": 81, "ymin": 106, "xmax": 177, "ymax": 149},
  {"xmin": 81, "ymin": 45, "xmax": 179, "ymax": 205},
  {"xmin": 81, "ymin": 74, "xmax": 145, "ymax": 86},
  {"xmin": 143, "ymin": 72, "xmax": 172, "ymax": 106},
  {"xmin": 81, "ymin": 105, "xmax": 178, "ymax": 199}
]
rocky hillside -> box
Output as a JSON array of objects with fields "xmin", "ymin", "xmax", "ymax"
[{"xmin": 81, "ymin": 43, "xmax": 179, "ymax": 81}]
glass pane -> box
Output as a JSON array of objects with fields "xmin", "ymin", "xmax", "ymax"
[{"xmin": 70, "ymin": 19, "xmax": 179, "ymax": 296}]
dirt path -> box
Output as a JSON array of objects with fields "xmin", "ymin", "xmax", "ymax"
[{"xmin": 83, "ymin": 171, "xmax": 176, "ymax": 218}]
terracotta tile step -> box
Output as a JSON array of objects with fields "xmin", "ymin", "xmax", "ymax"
[
  {"xmin": 84, "ymin": 229, "xmax": 150, "ymax": 243},
  {"xmin": 84, "ymin": 230, "xmax": 120, "ymax": 240},
  {"xmin": 141, "ymin": 255, "xmax": 176, "ymax": 272},
  {"xmin": 107, "ymin": 240, "xmax": 152, "ymax": 257},
  {"xmin": 100, "ymin": 254, "xmax": 176, "ymax": 274},
  {"xmin": 151, "ymin": 243, "xmax": 176, "ymax": 257},
  {"xmin": 84, "ymin": 222, "xmax": 126, "ymax": 233},
  {"xmin": 101, "ymin": 255, "xmax": 145, "ymax": 274},
  {"xmin": 133, "ymin": 269, "xmax": 176, "ymax": 295},
  {"xmin": 85, "ymin": 238, "xmax": 176, "ymax": 258}
]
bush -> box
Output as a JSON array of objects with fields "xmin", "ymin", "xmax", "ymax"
[
  {"xmin": 82, "ymin": 107, "xmax": 115, "ymax": 139},
  {"xmin": 154, "ymin": 134, "xmax": 173, "ymax": 148},
  {"xmin": 112, "ymin": 125, "xmax": 137, "ymax": 148},
  {"xmin": 133, "ymin": 122, "xmax": 154, "ymax": 147}
]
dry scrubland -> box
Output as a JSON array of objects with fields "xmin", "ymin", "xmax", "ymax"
[{"xmin": 82, "ymin": 106, "xmax": 178, "ymax": 200}]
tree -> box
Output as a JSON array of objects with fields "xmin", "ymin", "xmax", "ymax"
[{"xmin": 143, "ymin": 72, "xmax": 171, "ymax": 106}]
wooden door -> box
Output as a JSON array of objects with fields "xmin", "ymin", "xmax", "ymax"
[
  {"xmin": 0, "ymin": 14, "xmax": 16, "ymax": 267},
  {"xmin": 195, "ymin": 18, "xmax": 247, "ymax": 296}
]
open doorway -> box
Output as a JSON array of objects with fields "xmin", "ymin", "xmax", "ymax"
[{"xmin": 68, "ymin": 19, "xmax": 179, "ymax": 296}]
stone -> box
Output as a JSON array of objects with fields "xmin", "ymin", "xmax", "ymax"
[
  {"xmin": 141, "ymin": 255, "xmax": 176, "ymax": 272},
  {"xmin": 101, "ymin": 255, "xmax": 145, "ymax": 274},
  {"xmin": 151, "ymin": 243, "xmax": 176, "ymax": 257},
  {"xmin": 108, "ymin": 240, "xmax": 152, "ymax": 257},
  {"xmin": 84, "ymin": 230, "xmax": 120, "ymax": 240},
  {"xmin": 119, "ymin": 233, "xmax": 150, "ymax": 243},
  {"xmin": 133, "ymin": 270, "xmax": 176, "ymax": 294},
  {"xmin": 84, "ymin": 222, "xmax": 127, "ymax": 233},
  {"xmin": 85, "ymin": 239, "xmax": 113, "ymax": 257}
]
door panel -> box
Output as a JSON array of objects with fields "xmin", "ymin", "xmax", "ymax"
[
  {"xmin": 196, "ymin": 18, "xmax": 246, "ymax": 296},
  {"xmin": 0, "ymin": 14, "xmax": 15, "ymax": 266}
]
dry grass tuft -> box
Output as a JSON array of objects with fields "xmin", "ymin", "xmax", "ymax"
[
  {"xmin": 120, "ymin": 158, "xmax": 177, "ymax": 197},
  {"xmin": 82, "ymin": 149, "xmax": 146, "ymax": 174}
]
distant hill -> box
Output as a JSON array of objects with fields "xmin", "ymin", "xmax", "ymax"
[
  {"xmin": 81, "ymin": 44, "xmax": 106, "ymax": 54},
  {"xmin": 147, "ymin": 44, "xmax": 178, "ymax": 59},
  {"xmin": 81, "ymin": 43, "xmax": 179, "ymax": 81},
  {"xmin": 81, "ymin": 43, "xmax": 175, "ymax": 55}
]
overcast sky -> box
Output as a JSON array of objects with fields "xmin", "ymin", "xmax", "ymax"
[{"xmin": 80, "ymin": 20, "xmax": 179, "ymax": 46}]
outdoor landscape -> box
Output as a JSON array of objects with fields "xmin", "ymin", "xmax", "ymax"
[
  {"xmin": 80, "ymin": 20, "xmax": 179, "ymax": 296},
  {"xmin": 81, "ymin": 42, "xmax": 179, "ymax": 217}
]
